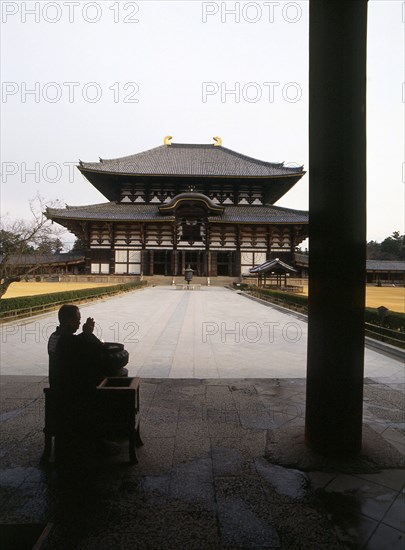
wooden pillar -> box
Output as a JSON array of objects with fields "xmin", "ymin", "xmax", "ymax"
[
  {"xmin": 305, "ymin": 0, "xmax": 367, "ymax": 457},
  {"xmin": 235, "ymin": 225, "xmax": 241, "ymax": 276},
  {"xmin": 227, "ymin": 252, "xmax": 232, "ymax": 277},
  {"xmin": 141, "ymin": 250, "xmax": 149, "ymax": 276},
  {"xmin": 205, "ymin": 221, "xmax": 211, "ymax": 277},
  {"xmin": 83, "ymin": 222, "xmax": 91, "ymax": 274},
  {"xmin": 109, "ymin": 223, "xmax": 115, "ymax": 275},
  {"xmin": 173, "ymin": 251, "xmax": 178, "ymax": 276},
  {"xmin": 233, "ymin": 251, "xmax": 241, "ymax": 277},
  {"xmin": 172, "ymin": 221, "xmax": 178, "ymax": 276},
  {"xmin": 266, "ymin": 227, "xmax": 272, "ymax": 260},
  {"xmin": 211, "ymin": 251, "xmax": 218, "ymax": 276},
  {"xmin": 149, "ymin": 251, "xmax": 154, "ymax": 276},
  {"xmin": 290, "ymin": 226, "xmax": 297, "ymax": 255}
]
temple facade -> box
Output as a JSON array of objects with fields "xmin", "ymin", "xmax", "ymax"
[{"xmin": 47, "ymin": 138, "xmax": 308, "ymax": 278}]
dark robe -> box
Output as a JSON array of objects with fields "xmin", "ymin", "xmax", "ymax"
[{"xmin": 48, "ymin": 328, "xmax": 104, "ymax": 443}]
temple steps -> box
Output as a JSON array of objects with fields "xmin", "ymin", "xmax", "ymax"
[
  {"xmin": 142, "ymin": 276, "xmax": 240, "ymax": 287},
  {"xmin": 207, "ymin": 277, "xmax": 240, "ymax": 286}
]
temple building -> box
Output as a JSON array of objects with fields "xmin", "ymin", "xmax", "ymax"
[{"xmin": 46, "ymin": 137, "xmax": 308, "ymax": 278}]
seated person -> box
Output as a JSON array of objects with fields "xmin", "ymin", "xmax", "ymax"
[
  {"xmin": 48, "ymin": 304, "xmax": 104, "ymax": 395},
  {"xmin": 47, "ymin": 304, "xmax": 106, "ymax": 461}
]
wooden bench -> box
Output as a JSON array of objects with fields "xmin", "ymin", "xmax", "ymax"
[{"xmin": 42, "ymin": 376, "xmax": 143, "ymax": 464}]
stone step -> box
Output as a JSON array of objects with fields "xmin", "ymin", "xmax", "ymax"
[
  {"xmin": 142, "ymin": 276, "xmax": 240, "ymax": 287},
  {"xmin": 207, "ymin": 277, "xmax": 240, "ymax": 286}
]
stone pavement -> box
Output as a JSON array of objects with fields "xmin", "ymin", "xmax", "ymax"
[
  {"xmin": 0, "ymin": 377, "xmax": 404, "ymax": 549},
  {"xmin": 0, "ymin": 287, "xmax": 404, "ymax": 549},
  {"xmin": 1, "ymin": 286, "xmax": 403, "ymax": 381}
]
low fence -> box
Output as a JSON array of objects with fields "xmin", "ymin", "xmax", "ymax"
[
  {"xmin": 58, "ymin": 275, "xmax": 141, "ymax": 284},
  {"xmin": 364, "ymin": 324, "xmax": 405, "ymax": 349},
  {"xmin": 244, "ymin": 287, "xmax": 405, "ymax": 349},
  {"xmin": 258, "ymin": 284, "xmax": 304, "ymax": 293},
  {"xmin": 0, "ymin": 282, "xmax": 147, "ymax": 322},
  {"xmin": 246, "ymin": 287, "xmax": 308, "ymax": 312},
  {"xmin": 241, "ymin": 277, "xmax": 308, "ymax": 287}
]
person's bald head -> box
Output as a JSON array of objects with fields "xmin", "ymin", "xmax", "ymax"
[{"xmin": 58, "ymin": 304, "xmax": 81, "ymax": 333}]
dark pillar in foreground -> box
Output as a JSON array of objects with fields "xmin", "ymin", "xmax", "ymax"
[{"xmin": 305, "ymin": 1, "xmax": 367, "ymax": 456}]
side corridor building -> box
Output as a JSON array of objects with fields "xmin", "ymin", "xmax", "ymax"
[{"xmin": 46, "ymin": 138, "xmax": 309, "ymax": 278}]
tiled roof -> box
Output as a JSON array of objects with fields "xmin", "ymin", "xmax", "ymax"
[
  {"xmin": 47, "ymin": 203, "xmax": 309, "ymax": 224},
  {"xmin": 366, "ymin": 260, "xmax": 405, "ymax": 272},
  {"xmin": 220, "ymin": 205, "xmax": 308, "ymax": 223},
  {"xmin": 295, "ymin": 254, "xmax": 405, "ymax": 272},
  {"xmin": 294, "ymin": 253, "xmax": 309, "ymax": 266},
  {"xmin": 47, "ymin": 203, "xmax": 165, "ymax": 222},
  {"xmin": 159, "ymin": 192, "xmax": 225, "ymax": 215},
  {"xmin": 250, "ymin": 258, "xmax": 298, "ymax": 273},
  {"xmin": 0, "ymin": 253, "xmax": 85, "ymax": 266},
  {"xmin": 79, "ymin": 143, "xmax": 304, "ymax": 178}
]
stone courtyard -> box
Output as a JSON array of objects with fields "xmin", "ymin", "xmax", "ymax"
[{"xmin": 0, "ymin": 287, "xmax": 404, "ymax": 549}]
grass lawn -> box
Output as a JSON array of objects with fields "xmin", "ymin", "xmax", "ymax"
[
  {"xmin": 2, "ymin": 282, "xmax": 117, "ymax": 299},
  {"xmin": 300, "ymin": 285, "xmax": 404, "ymax": 313},
  {"xmin": 3, "ymin": 281, "xmax": 404, "ymax": 313},
  {"xmin": 364, "ymin": 286, "xmax": 405, "ymax": 313}
]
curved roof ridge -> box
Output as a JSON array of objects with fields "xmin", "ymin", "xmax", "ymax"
[
  {"xmin": 46, "ymin": 201, "xmax": 309, "ymax": 225},
  {"xmin": 81, "ymin": 145, "xmax": 166, "ymax": 166},
  {"xmin": 158, "ymin": 191, "xmax": 225, "ymax": 215},
  {"xmin": 64, "ymin": 202, "xmax": 113, "ymax": 210},
  {"xmin": 215, "ymin": 145, "xmax": 299, "ymax": 170},
  {"xmin": 78, "ymin": 142, "xmax": 304, "ymax": 175},
  {"xmin": 168, "ymin": 142, "xmax": 289, "ymax": 167}
]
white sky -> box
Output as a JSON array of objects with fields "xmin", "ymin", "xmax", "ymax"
[{"xmin": 0, "ymin": 1, "xmax": 403, "ymax": 249}]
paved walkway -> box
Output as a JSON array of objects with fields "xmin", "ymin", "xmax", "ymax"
[
  {"xmin": 0, "ymin": 287, "xmax": 404, "ymax": 548},
  {"xmin": 0, "ymin": 376, "xmax": 404, "ymax": 549},
  {"xmin": 1, "ymin": 286, "xmax": 403, "ymax": 381}
]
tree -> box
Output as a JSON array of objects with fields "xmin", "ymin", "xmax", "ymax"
[
  {"xmin": 366, "ymin": 240, "xmax": 381, "ymax": 260},
  {"xmin": 35, "ymin": 237, "xmax": 65, "ymax": 255},
  {"xmin": 366, "ymin": 231, "xmax": 405, "ymax": 261},
  {"xmin": 52, "ymin": 238, "xmax": 65, "ymax": 255},
  {"xmin": 0, "ymin": 230, "xmax": 35, "ymax": 255},
  {"xmin": 0, "ymin": 195, "xmax": 65, "ymax": 297},
  {"xmin": 380, "ymin": 231, "xmax": 405, "ymax": 260},
  {"xmin": 71, "ymin": 236, "xmax": 87, "ymax": 253}
]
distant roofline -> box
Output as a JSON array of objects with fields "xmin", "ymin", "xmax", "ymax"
[
  {"xmin": 46, "ymin": 202, "xmax": 309, "ymax": 225},
  {"xmin": 75, "ymin": 141, "xmax": 306, "ymax": 205},
  {"xmin": 80, "ymin": 142, "xmax": 304, "ymax": 170},
  {"xmin": 78, "ymin": 142, "xmax": 305, "ymax": 176},
  {"xmin": 77, "ymin": 168, "xmax": 304, "ymax": 180}
]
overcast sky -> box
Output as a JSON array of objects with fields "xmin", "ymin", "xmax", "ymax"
[{"xmin": 1, "ymin": 1, "xmax": 403, "ymax": 249}]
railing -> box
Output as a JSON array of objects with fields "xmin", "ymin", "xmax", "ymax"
[
  {"xmin": 1, "ymin": 300, "xmax": 80, "ymax": 321},
  {"xmin": 364, "ymin": 323, "xmax": 405, "ymax": 349},
  {"xmin": 245, "ymin": 289, "xmax": 404, "ymax": 349},
  {"xmin": 0, "ymin": 285, "xmax": 146, "ymax": 322},
  {"xmin": 371, "ymin": 281, "xmax": 404, "ymax": 287},
  {"xmin": 246, "ymin": 289, "xmax": 308, "ymax": 313},
  {"xmin": 261, "ymin": 284, "xmax": 304, "ymax": 293}
]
